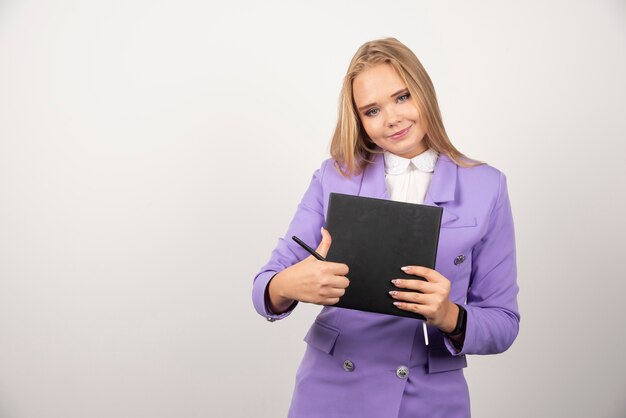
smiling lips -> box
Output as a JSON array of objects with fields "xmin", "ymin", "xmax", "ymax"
[{"xmin": 389, "ymin": 125, "xmax": 411, "ymax": 139}]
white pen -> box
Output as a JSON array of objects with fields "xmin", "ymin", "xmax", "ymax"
[{"xmin": 423, "ymin": 321, "xmax": 429, "ymax": 345}]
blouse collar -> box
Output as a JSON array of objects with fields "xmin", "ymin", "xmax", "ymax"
[{"xmin": 383, "ymin": 148, "xmax": 439, "ymax": 175}]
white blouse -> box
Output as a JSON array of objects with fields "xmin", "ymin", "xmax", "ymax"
[{"xmin": 383, "ymin": 148, "xmax": 439, "ymax": 204}]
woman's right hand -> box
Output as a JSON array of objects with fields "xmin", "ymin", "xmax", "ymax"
[{"xmin": 267, "ymin": 227, "xmax": 350, "ymax": 314}]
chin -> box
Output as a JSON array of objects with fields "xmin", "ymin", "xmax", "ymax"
[{"xmin": 387, "ymin": 142, "xmax": 425, "ymax": 158}]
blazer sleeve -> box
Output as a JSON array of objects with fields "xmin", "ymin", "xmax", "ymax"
[
  {"xmin": 444, "ymin": 171, "xmax": 520, "ymax": 355},
  {"xmin": 251, "ymin": 159, "xmax": 329, "ymax": 321}
]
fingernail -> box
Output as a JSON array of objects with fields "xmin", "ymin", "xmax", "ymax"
[
  {"xmin": 401, "ymin": 266, "xmax": 410, "ymax": 272},
  {"xmin": 393, "ymin": 302, "xmax": 401, "ymax": 306},
  {"xmin": 391, "ymin": 279, "xmax": 399, "ymax": 285},
  {"xmin": 389, "ymin": 291, "xmax": 397, "ymax": 297}
]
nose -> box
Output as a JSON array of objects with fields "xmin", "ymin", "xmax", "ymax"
[{"xmin": 385, "ymin": 108, "xmax": 401, "ymax": 127}]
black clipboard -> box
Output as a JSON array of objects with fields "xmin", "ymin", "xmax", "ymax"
[{"xmin": 324, "ymin": 192, "xmax": 443, "ymax": 320}]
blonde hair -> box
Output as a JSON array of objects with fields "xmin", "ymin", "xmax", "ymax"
[{"xmin": 330, "ymin": 37, "xmax": 483, "ymax": 177}]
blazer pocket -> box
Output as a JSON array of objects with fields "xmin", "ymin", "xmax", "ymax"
[
  {"xmin": 427, "ymin": 345, "xmax": 467, "ymax": 374},
  {"xmin": 304, "ymin": 320, "xmax": 340, "ymax": 355},
  {"xmin": 440, "ymin": 208, "xmax": 477, "ymax": 229}
]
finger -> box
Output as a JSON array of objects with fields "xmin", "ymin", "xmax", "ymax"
[
  {"xmin": 391, "ymin": 278, "xmax": 437, "ymax": 293},
  {"xmin": 316, "ymin": 227, "xmax": 332, "ymax": 258},
  {"xmin": 315, "ymin": 272, "xmax": 348, "ymax": 289},
  {"xmin": 313, "ymin": 288, "xmax": 344, "ymax": 305},
  {"xmin": 318, "ymin": 278, "xmax": 348, "ymax": 297},
  {"xmin": 321, "ymin": 261, "xmax": 349, "ymax": 276},
  {"xmin": 389, "ymin": 290, "xmax": 426, "ymax": 304},
  {"xmin": 400, "ymin": 265, "xmax": 444, "ymax": 283},
  {"xmin": 322, "ymin": 297, "xmax": 341, "ymax": 305},
  {"xmin": 317, "ymin": 276, "xmax": 348, "ymax": 292},
  {"xmin": 392, "ymin": 301, "xmax": 427, "ymax": 316},
  {"xmin": 330, "ymin": 276, "xmax": 350, "ymax": 289},
  {"xmin": 327, "ymin": 287, "xmax": 346, "ymax": 298}
]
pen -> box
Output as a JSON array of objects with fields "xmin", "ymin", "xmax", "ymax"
[{"xmin": 292, "ymin": 235, "xmax": 326, "ymax": 261}]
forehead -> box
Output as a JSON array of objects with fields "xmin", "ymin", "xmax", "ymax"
[{"xmin": 352, "ymin": 64, "xmax": 406, "ymax": 105}]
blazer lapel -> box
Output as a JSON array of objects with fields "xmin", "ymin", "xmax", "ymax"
[
  {"xmin": 425, "ymin": 154, "xmax": 477, "ymax": 228},
  {"xmin": 423, "ymin": 154, "xmax": 460, "ymax": 226},
  {"xmin": 357, "ymin": 151, "xmax": 389, "ymax": 200}
]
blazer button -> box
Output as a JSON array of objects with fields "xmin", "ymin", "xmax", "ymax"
[
  {"xmin": 396, "ymin": 365, "xmax": 409, "ymax": 379},
  {"xmin": 454, "ymin": 255, "xmax": 466, "ymax": 265},
  {"xmin": 343, "ymin": 360, "xmax": 355, "ymax": 372}
]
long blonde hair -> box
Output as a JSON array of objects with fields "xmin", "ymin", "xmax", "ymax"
[{"xmin": 330, "ymin": 37, "xmax": 482, "ymax": 177}]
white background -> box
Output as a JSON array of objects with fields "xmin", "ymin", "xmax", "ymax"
[{"xmin": 1, "ymin": 1, "xmax": 625, "ymax": 417}]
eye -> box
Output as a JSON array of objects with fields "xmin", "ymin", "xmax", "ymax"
[
  {"xmin": 365, "ymin": 108, "xmax": 379, "ymax": 117},
  {"xmin": 398, "ymin": 92, "xmax": 410, "ymax": 102}
]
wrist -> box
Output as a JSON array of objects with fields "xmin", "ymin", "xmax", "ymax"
[
  {"xmin": 438, "ymin": 301, "xmax": 460, "ymax": 334},
  {"xmin": 445, "ymin": 303, "xmax": 467, "ymax": 337},
  {"xmin": 268, "ymin": 271, "xmax": 294, "ymax": 314}
]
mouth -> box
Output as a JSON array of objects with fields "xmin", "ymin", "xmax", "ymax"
[{"xmin": 389, "ymin": 125, "xmax": 411, "ymax": 140}]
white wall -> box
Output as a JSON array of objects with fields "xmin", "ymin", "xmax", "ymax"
[{"xmin": 1, "ymin": 1, "xmax": 625, "ymax": 417}]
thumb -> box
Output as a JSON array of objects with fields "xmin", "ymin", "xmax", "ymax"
[{"xmin": 315, "ymin": 227, "xmax": 332, "ymax": 258}]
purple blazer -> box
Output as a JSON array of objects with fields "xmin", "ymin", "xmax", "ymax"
[{"xmin": 252, "ymin": 151, "xmax": 520, "ymax": 417}]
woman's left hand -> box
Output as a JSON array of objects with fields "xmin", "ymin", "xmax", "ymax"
[{"xmin": 390, "ymin": 265, "xmax": 459, "ymax": 333}]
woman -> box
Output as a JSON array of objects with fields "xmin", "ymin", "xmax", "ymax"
[{"xmin": 252, "ymin": 37, "xmax": 520, "ymax": 418}]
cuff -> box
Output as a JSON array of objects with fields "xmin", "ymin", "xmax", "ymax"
[
  {"xmin": 443, "ymin": 305, "xmax": 474, "ymax": 356},
  {"xmin": 253, "ymin": 271, "xmax": 298, "ymax": 322}
]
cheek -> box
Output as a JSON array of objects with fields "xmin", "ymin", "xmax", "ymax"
[
  {"xmin": 360, "ymin": 118, "xmax": 381, "ymax": 139},
  {"xmin": 404, "ymin": 104, "xmax": 421, "ymax": 121},
  {"xmin": 409, "ymin": 110, "xmax": 417, "ymax": 122}
]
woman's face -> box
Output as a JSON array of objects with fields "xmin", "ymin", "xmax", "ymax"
[{"xmin": 352, "ymin": 63, "xmax": 428, "ymax": 159}]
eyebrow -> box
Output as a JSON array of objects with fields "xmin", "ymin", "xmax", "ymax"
[{"xmin": 357, "ymin": 88, "xmax": 409, "ymax": 111}]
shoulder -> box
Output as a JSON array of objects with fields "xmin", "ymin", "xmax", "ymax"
[
  {"xmin": 459, "ymin": 161, "xmax": 505, "ymax": 185},
  {"xmin": 440, "ymin": 152, "xmax": 505, "ymax": 185},
  {"xmin": 308, "ymin": 157, "xmax": 364, "ymax": 210},
  {"xmin": 319, "ymin": 157, "xmax": 335, "ymax": 176},
  {"xmin": 444, "ymin": 155, "xmax": 509, "ymax": 208},
  {"xmin": 315, "ymin": 157, "xmax": 363, "ymax": 183}
]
